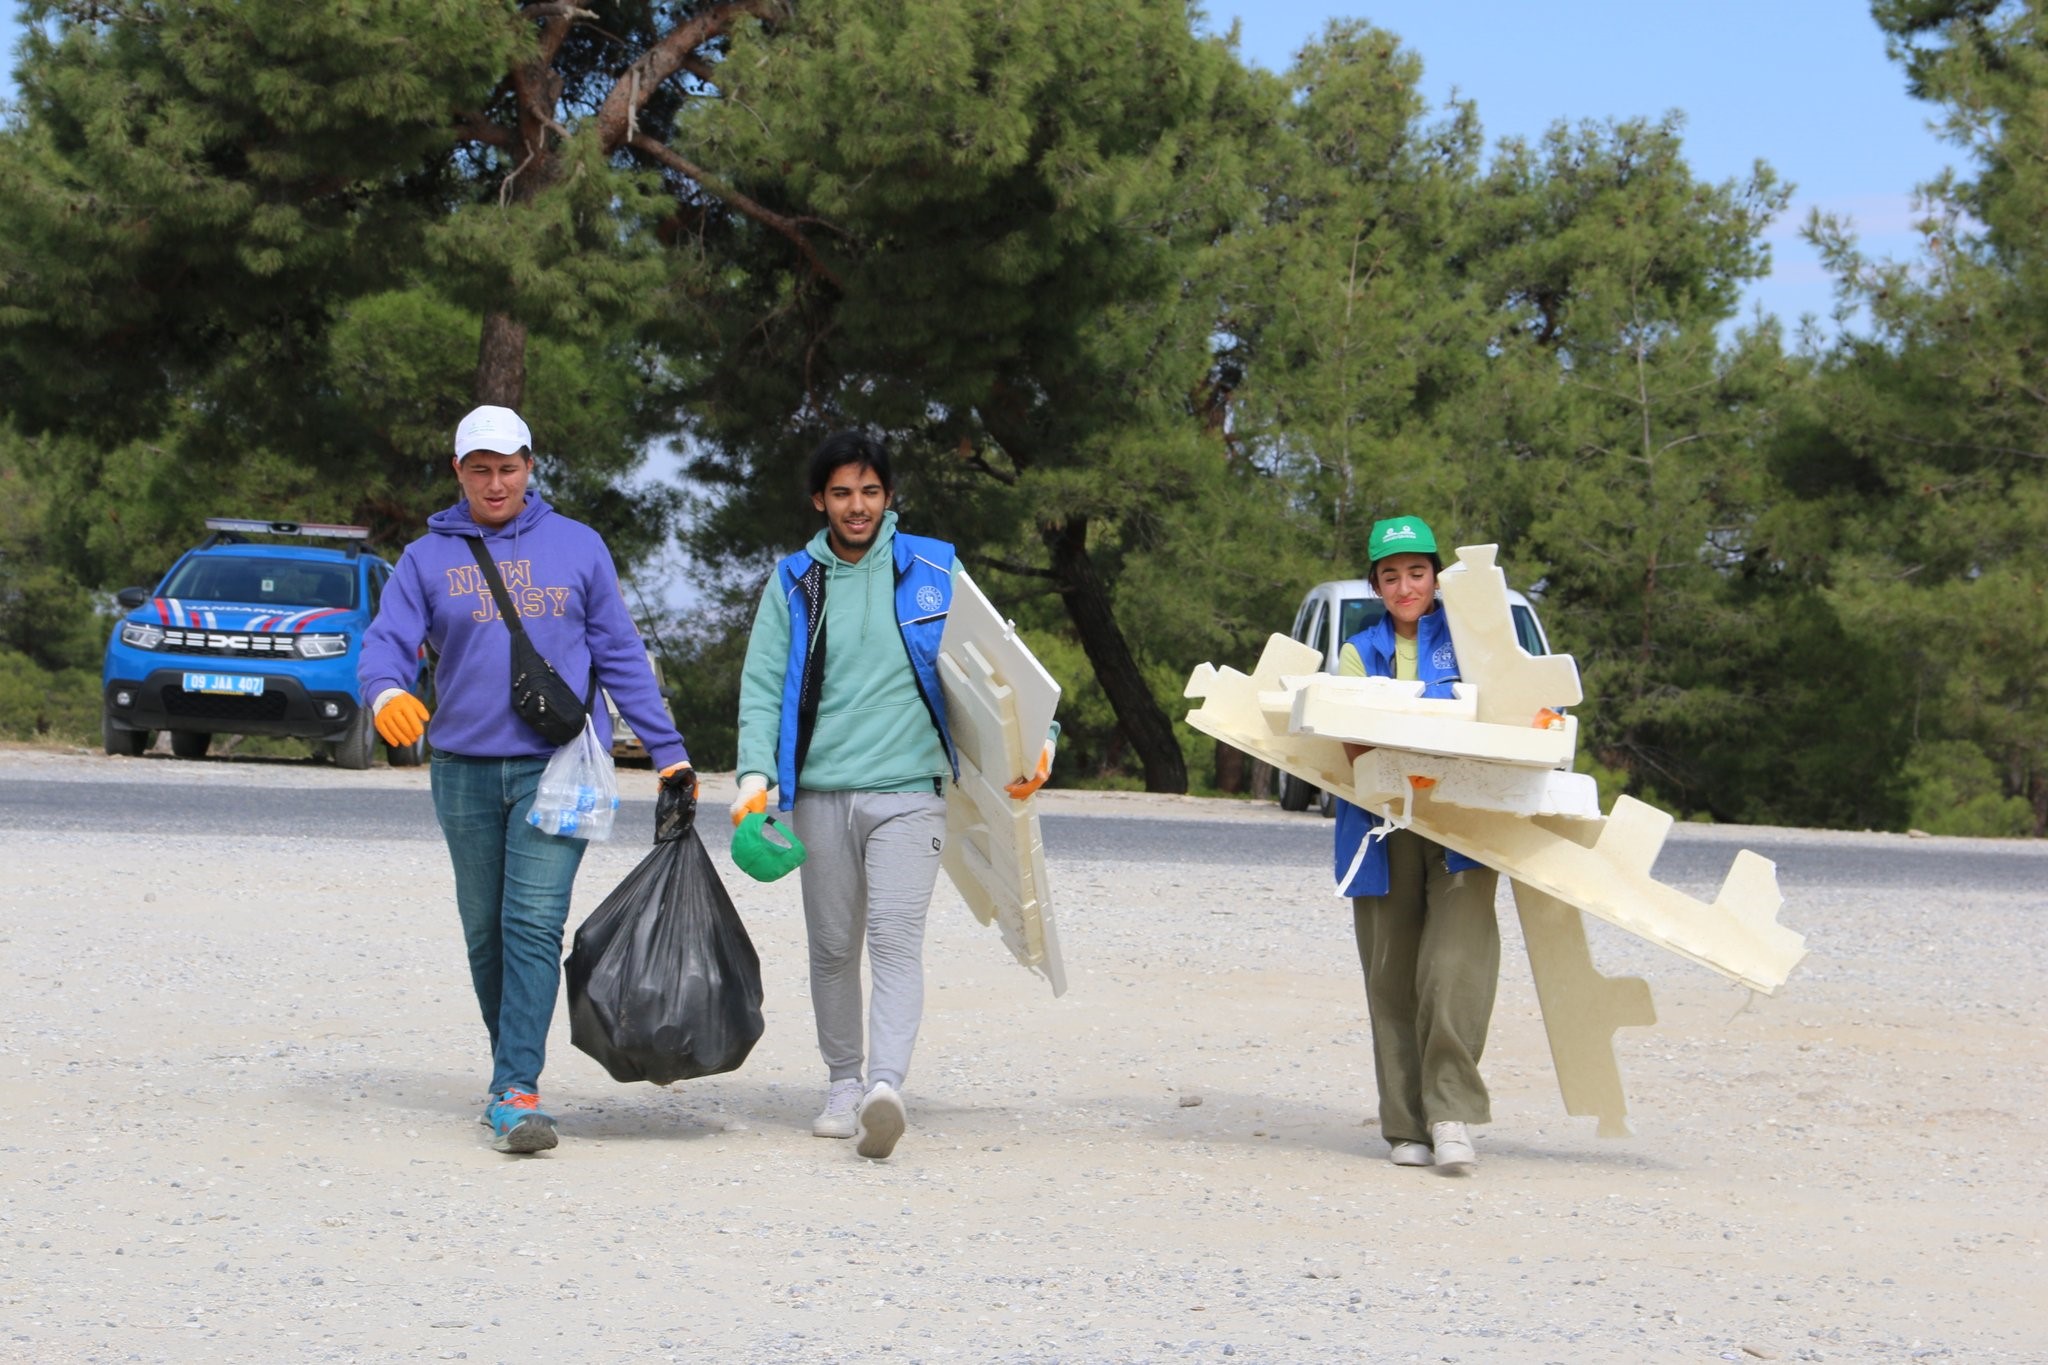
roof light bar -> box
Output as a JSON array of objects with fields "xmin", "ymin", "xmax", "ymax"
[{"xmin": 204, "ymin": 517, "xmax": 370, "ymax": 541}]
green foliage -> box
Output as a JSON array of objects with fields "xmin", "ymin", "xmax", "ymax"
[
  {"xmin": 641, "ymin": 584, "xmax": 760, "ymax": 775},
  {"xmin": 670, "ymin": 0, "xmax": 1270, "ymax": 791},
  {"xmin": 1787, "ymin": 0, "xmax": 2048, "ymax": 835},
  {"xmin": 1, "ymin": 0, "xmax": 522, "ymax": 442},
  {"xmin": 1467, "ymin": 118, "xmax": 1793, "ymax": 811},
  {"xmin": 0, "ymin": 651, "xmax": 99, "ymax": 742},
  {"xmin": 1903, "ymin": 738, "xmax": 2034, "ymax": 837},
  {"xmin": 0, "ymin": 441, "xmax": 105, "ymax": 672},
  {"xmin": 0, "ymin": 0, "xmax": 685, "ymax": 576},
  {"xmin": 1017, "ymin": 628, "xmax": 1120, "ymax": 783},
  {"xmin": 1225, "ymin": 22, "xmax": 1492, "ymax": 562}
]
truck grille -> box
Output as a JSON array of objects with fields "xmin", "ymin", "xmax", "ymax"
[
  {"xmin": 159, "ymin": 629, "xmax": 303, "ymax": 659},
  {"xmin": 163, "ymin": 687, "xmax": 292, "ymax": 722}
]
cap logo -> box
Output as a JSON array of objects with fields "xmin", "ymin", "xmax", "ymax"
[{"xmin": 1383, "ymin": 526, "xmax": 1417, "ymax": 542}]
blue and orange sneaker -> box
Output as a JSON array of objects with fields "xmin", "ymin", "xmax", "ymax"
[{"xmin": 483, "ymin": 1088, "xmax": 558, "ymax": 1154}]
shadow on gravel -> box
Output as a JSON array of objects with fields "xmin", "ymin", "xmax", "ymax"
[
  {"xmin": 1461, "ymin": 1135, "xmax": 1678, "ymax": 1174},
  {"xmin": 559, "ymin": 1082, "xmax": 808, "ymax": 1143},
  {"xmin": 1074, "ymin": 1087, "xmax": 1678, "ymax": 1172}
]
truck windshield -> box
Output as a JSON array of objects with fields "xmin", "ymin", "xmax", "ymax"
[
  {"xmin": 1338, "ymin": 597, "xmax": 1385, "ymax": 642},
  {"xmin": 158, "ymin": 557, "xmax": 356, "ymax": 609}
]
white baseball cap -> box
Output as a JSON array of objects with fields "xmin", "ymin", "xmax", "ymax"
[{"xmin": 454, "ymin": 405, "xmax": 533, "ymax": 458}]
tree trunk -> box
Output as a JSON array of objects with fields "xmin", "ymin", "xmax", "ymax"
[
  {"xmin": 1249, "ymin": 759, "xmax": 1274, "ymax": 800},
  {"xmin": 474, "ymin": 313, "xmax": 529, "ymax": 409},
  {"xmin": 1214, "ymin": 741, "xmax": 1246, "ymax": 793},
  {"xmin": 1041, "ymin": 517, "xmax": 1188, "ymax": 793},
  {"xmin": 466, "ymin": 48, "xmax": 566, "ymax": 415}
]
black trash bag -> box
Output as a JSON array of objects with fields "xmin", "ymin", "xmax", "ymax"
[{"xmin": 565, "ymin": 776, "xmax": 765, "ymax": 1084}]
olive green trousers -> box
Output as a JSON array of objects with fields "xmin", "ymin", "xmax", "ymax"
[{"xmin": 1351, "ymin": 828, "xmax": 1502, "ymax": 1146}]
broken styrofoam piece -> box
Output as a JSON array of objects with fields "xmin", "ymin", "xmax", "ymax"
[
  {"xmin": 1294, "ymin": 674, "xmax": 1578, "ymax": 768},
  {"xmin": 942, "ymin": 571, "xmax": 1060, "ymax": 757},
  {"xmin": 1402, "ymin": 788, "xmax": 1803, "ymax": 993},
  {"xmin": 1278, "ymin": 674, "xmax": 1479, "ymax": 718},
  {"xmin": 1350, "ymin": 748, "xmax": 1603, "ymax": 821},
  {"xmin": 942, "ymin": 779, "xmax": 1065, "ymax": 990},
  {"xmin": 936, "ymin": 575, "xmax": 1067, "ymax": 997},
  {"xmin": 1513, "ymin": 882, "xmax": 1656, "ymax": 1138},
  {"xmin": 1185, "ymin": 636, "xmax": 1357, "ymax": 799},
  {"xmin": 1437, "ymin": 543, "xmax": 1583, "ymax": 725}
]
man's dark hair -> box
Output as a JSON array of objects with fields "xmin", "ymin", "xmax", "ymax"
[{"xmin": 806, "ymin": 430, "xmax": 893, "ymax": 497}]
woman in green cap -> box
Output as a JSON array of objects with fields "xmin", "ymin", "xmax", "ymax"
[{"xmin": 1331, "ymin": 514, "xmax": 1500, "ymax": 1174}]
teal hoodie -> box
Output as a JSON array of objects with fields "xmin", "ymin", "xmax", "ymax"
[{"xmin": 736, "ymin": 511, "xmax": 952, "ymax": 794}]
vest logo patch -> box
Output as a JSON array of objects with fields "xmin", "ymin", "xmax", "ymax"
[
  {"xmin": 1432, "ymin": 646, "xmax": 1456, "ymax": 670},
  {"xmin": 915, "ymin": 585, "xmax": 944, "ymax": 612}
]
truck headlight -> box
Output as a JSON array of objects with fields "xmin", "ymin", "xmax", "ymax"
[
  {"xmin": 297, "ymin": 633, "xmax": 350, "ymax": 659},
  {"xmin": 119, "ymin": 622, "xmax": 165, "ymax": 650}
]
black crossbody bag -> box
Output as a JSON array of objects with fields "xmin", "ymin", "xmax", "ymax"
[{"xmin": 464, "ymin": 535, "xmax": 595, "ymax": 747}]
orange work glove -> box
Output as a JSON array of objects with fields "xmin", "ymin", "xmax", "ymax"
[
  {"xmin": 373, "ymin": 692, "xmax": 430, "ymax": 747},
  {"xmin": 730, "ymin": 772, "xmax": 769, "ymax": 826},
  {"xmin": 1006, "ymin": 730, "xmax": 1058, "ymax": 800},
  {"xmin": 659, "ymin": 762, "xmax": 696, "ymax": 795}
]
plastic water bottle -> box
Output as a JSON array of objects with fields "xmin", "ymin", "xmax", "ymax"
[
  {"xmin": 526, "ymin": 785, "xmax": 618, "ymax": 839},
  {"xmin": 528, "ymin": 805, "xmax": 578, "ymax": 836}
]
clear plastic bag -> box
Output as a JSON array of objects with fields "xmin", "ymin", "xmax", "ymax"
[{"xmin": 526, "ymin": 716, "xmax": 619, "ymax": 841}]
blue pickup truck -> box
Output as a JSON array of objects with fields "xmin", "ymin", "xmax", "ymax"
[{"xmin": 100, "ymin": 518, "xmax": 426, "ymax": 768}]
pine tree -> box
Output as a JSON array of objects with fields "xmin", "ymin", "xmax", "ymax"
[
  {"xmin": 669, "ymin": 0, "xmax": 1264, "ymax": 791},
  {"xmin": 1791, "ymin": 0, "xmax": 2048, "ymax": 833}
]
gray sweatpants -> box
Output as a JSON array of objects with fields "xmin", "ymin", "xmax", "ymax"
[{"xmin": 789, "ymin": 788, "xmax": 948, "ymax": 1092}]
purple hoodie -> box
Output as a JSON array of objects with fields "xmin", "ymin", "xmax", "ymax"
[{"xmin": 358, "ymin": 495, "xmax": 687, "ymax": 767}]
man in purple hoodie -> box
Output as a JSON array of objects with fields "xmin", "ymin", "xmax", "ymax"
[{"xmin": 359, "ymin": 404, "xmax": 692, "ymax": 1154}]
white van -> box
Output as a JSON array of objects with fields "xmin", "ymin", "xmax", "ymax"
[
  {"xmin": 604, "ymin": 648, "xmax": 674, "ymax": 763},
  {"xmin": 1275, "ymin": 577, "xmax": 1553, "ymax": 812}
]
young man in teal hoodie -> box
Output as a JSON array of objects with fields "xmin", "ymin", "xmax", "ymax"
[{"xmin": 731, "ymin": 431, "xmax": 959, "ymax": 1160}]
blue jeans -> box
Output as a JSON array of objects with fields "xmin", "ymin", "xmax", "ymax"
[{"xmin": 431, "ymin": 752, "xmax": 588, "ymax": 1096}]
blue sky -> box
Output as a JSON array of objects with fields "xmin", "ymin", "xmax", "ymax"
[{"xmin": 2, "ymin": 2, "xmax": 1953, "ymax": 330}]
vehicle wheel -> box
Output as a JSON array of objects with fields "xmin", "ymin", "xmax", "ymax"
[
  {"xmin": 386, "ymin": 734, "xmax": 426, "ymax": 768},
  {"xmin": 1318, "ymin": 787, "xmax": 1337, "ymax": 819},
  {"xmin": 331, "ymin": 707, "xmax": 375, "ymax": 771},
  {"xmin": 169, "ymin": 730, "xmax": 212, "ymax": 759},
  {"xmin": 102, "ymin": 709, "xmax": 148, "ymax": 757},
  {"xmin": 1277, "ymin": 772, "xmax": 1313, "ymax": 812}
]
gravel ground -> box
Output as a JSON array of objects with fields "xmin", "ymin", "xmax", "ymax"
[{"xmin": 1, "ymin": 745, "xmax": 2043, "ymax": 1364}]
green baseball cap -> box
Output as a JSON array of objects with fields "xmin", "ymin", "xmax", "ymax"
[
  {"xmin": 730, "ymin": 811, "xmax": 807, "ymax": 882},
  {"xmin": 1368, "ymin": 515, "xmax": 1437, "ymax": 563}
]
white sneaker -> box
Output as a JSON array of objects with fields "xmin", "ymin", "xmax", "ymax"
[
  {"xmin": 1431, "ymin": 1120, "xmax": 1476, "ymax": 1173},
  {"xmin": 854, "ymin": 1081, "xmax": 906, "ymax": 1160},
  {"xmin": 812, "ymin": 1078, "xmax": 864, "ymax": 1139},
  {"xmin": 1390, "ymin": 1141, "xmax": 1432, "ymax": 1167}
]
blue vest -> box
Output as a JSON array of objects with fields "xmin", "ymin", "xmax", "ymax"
[
  {"xmin": 771, "ymin": 531, "xmax": 957, "ymax": 808},
  {"xmin": 1332, "ymin": 607, "xmax": 1485, "ymax": 896}
]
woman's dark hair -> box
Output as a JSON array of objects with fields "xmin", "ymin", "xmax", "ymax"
[{"xmin": 806, "ymin": 430, "xmax": 893, "ymax": 497}]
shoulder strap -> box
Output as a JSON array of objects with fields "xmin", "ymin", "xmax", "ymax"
[
  {"xmin": 463, "ymin": 533, "xmax": 599, "ymax": 708},
  {"xmin": 464, "ymin": 535, "xmax": 532, "ymax": 644}
]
